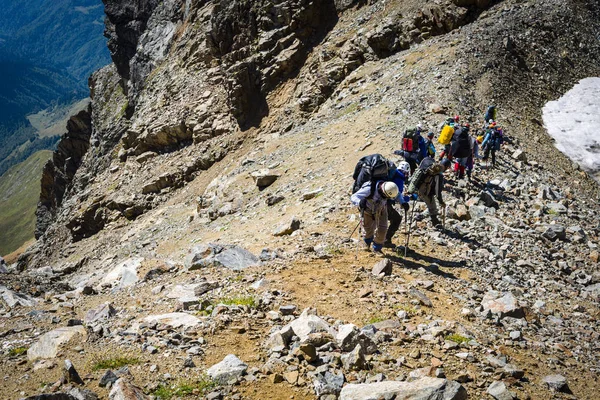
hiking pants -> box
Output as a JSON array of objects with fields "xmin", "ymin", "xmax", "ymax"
[
  {"xmin": 484, "ymin": 146, "xmax": 496, "ymax": 166},
  {"xmin": 419, "ymin": 192, "xmax": 438, "ymax": 220},
  {"xmin": 363, "ymin": 204, "xmax": 388, "ymax": 246},
  {"xmin": 385, "ymin": 202, "xmax": 402, "ymax": 242}
]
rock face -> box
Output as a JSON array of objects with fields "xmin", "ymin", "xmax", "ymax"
[
  {"xmin": 339, "ymin": 377, "xmax": 467, "ymax": 400},
  {"xmin": 27, "ymin": 326, "xmax": 88, "ymax": 361},
  {"xmin": 36, "ymin": 107, "xmax": 93, "ymax": 238}
]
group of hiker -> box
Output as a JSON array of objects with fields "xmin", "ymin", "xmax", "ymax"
[{"xmin": 351, "ymin": 106, "xmax": 504, "ymax": 254}]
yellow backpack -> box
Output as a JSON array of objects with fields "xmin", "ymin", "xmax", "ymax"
[{"xmin": 438, "ymin": 124, "xmax": 454, "ymax": 145}]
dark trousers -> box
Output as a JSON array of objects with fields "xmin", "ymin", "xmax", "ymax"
[
  {"xmin": 386, "ymin": 202, "xmax": 402, "ymax": 242},
  {"xmin": 483, "ymin": 146, "xmax": 496, "ymax": 165}
]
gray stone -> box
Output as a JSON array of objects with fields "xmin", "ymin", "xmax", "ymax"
[
  {"xmin": 251, "ymin": 169, "xmax": 280, "ymax": 188},
  {"xmin": 185, "ymin": 244, "xmax": 259, "ymax": 271},
  {"xmin": 487, "ymin": 381, "xmax": 515, "ymax": 400},
  {"xmin": 479, "ymin": 191, "xmax": 499, "ymax": 209},
  {"xmin": 100, "ymin": 370, "xmax": 118, "ymax": 387},
  {"xmin": 409, "ymin": 288, "xmax": 433, "ymax": 307},
  {"xmin": 100, "ymin": 258, "xmax": 143, "ymax": 289},
  {"xmin": 142, "ymin": 313, "xmax": 201, "ymax": 329},
  {"xmin": 372, "ymin": 259, "xmax": 392, "ymax": 276},
  {"xmin": 542, "ymin": 224, "xmax": 566, "ymax": 241},
  {"xmin": 65, "ymin": 359, "xmax": 84, "ymax": 385},
  {"xmin": 340, "ymin": 377, "xmax": 467, "ymax": 400},
  {"xmin": 511, "ymin": 149, "xmax": 527, "ymax": 162},
  {"xmin": 302, "ymin": 188, "xmax": 323, "ymax": 200},
  {"xmin": 109, "ymin": 378, "xmax": 150, "ymax": 399},
  {"xmin": 481, "ymin": 291, "xmax": 524, "ymax": 318},
  {"xmin": 84, "ymin": 303, "xmax": 116, "ymax": 326},
  {"xmin": 341, "ymin": 344, "xmax": 366, "ymax": 371},
  {"xmin": 542, "ymin": 374, "xmax": 568, "ymax": 392},
  {"xmin": 206, "ymin": 354, "xmax": 248, "ymax": 384},
  {"xmin": 28, "ymin": 326, "xmax": 88, "ymax": 361},
  {"xmin": 287, "ymin": 309, "xmax": 333, "ymax": 342},
  {"xmin": 214, "ymin": 247, "xmax": 260, "ymax": 270},
  {"xmin": 313, "ymin": 371, "xmax": 344, "ymax": 397},
  {"xmin": 266, "ymin": 325, "xmax": 295, "ymax": 350},
  {"xmin": 546, "ymin": 202, "xmax": 567, "ymax": 215},
  {"xmin": 273, "ymin": 216, "xmax": 301, "ymax": 236},
  {"xmin": 0, "ymin": 285, "xmax": 37, "ymax": 308},
  {"xmin": 279, "ymin": 305, "xmax": 297, "ymax": 315}
]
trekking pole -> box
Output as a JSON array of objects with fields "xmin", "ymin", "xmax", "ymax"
[
  {"xmin": 404, "ymin": 200, "xmax": 416, "ymax": 258},
  {"xmin": 348, "ymin": 220, "xmax": 361, "ymax": 240},
  {"xmin": 355, "ymin": 210, "xmax": 364, "ymax": 260},
  {"xmin": 442, "ymin": 204, "xmax": 446, "ymax": 230}
]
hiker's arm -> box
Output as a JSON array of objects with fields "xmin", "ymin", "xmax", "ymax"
[{"xmin": 350, "ymin": 186, "xmax": 370, "ymax": 207}]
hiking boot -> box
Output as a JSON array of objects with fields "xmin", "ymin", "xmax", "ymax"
[
  {"xmin": 383, "ymin": 240, "xmax": 396, "ymax": 249},
  {"xmin": 372, "ymin": 248, "xmax": 384, "ymax": 256},
  {"xmin": 431, "ymin": 216, "xmax": 441, "ymax": 227}
]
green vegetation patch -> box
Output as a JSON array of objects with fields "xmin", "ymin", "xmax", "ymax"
[
  {"xmin": 365, "ymin": 315, "xmax": 387, "ymax": 325},
  {"xmin": 152, "ymin": 377, "xmax": 216, "ymax": 399},
  {"xmin": 216, "ymin": 295, "xmax": 257, "ymax": 308},
  {"xmin": 8, "ymin": 347, "xmax": 28, "ymax": 357},
  {"xmin": 92, "ymin": 356, "xmax": 141, "ymax": 371},
  {"xmin": 445, "ymin": 334, "xmax": 470, "ymax": 344}
]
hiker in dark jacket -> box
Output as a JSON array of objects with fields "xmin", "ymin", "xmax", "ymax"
[
  {"xmin": 451, "ymin": 124, "xmax": 472, "ymax": 180},
  {"xmin": 384, "ymin": 161, "xmax": 411, "ymax": 248},
  {"xmin": 394, "ymin": 125, "xmax": 427, "ymax": 173},
  {"xmin": 415, "ymin": 158, "xmax": 451, "ymax": 227},
  {"xmin": 482, "ymin": 122, "xmax": 504, "ymax": 167},
  {"xmin": 351, "ymin": 181, "xmax": 399, "ymax": 253}
]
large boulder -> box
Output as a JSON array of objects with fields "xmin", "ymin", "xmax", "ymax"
[
  {"xmin": 142, "ymin": 313, "xmax": 201, "ymax": 329},
  {"xmin": 287, "ymin": 309, "xmax": 334, "ymax": 342},
  {"xmin": 206, "ymin": 354, "xmax": 248, "ymax": 384},
  {"xmin": 185, "ymin": 244, "xmax": 259, "ymax": 271},
  {"xmin": 340, "ymin": 377, "xmax": 467, "ymax": 400},
  {"xmin": 251, "ymin": 169, "xmax": 280, "ymax": 188},
  {"xmin": 28, "ymin": 326, "xmax": 88, "ymax": 361},
  {"xmin": 481, "ymin": 291, "xmax": 524, "ymax": 319}
]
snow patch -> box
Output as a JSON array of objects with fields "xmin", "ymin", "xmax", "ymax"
[{"xmin": 542, "ymin": 77, "xmax": 600, "ymax": 181}]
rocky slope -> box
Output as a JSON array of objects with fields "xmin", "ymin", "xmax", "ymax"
[{"xmin": 1, "ymin": 0, "xmax": 600, "ymax": 399}]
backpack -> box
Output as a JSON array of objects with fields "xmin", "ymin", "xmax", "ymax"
[
  {"xmin": 352, "ymin": 154, "xmax": 390, "ymax": 194},
  {"xmin": 451, "ymin": 127, "xmax": 472, "ymax": 158},
  {"xmin": 484, "ymin": 106, "xmax": 497, "ymax": 123},
  {"xmin": 438, "ymin": 124, "xmax": 455, "ymax": 145},
  {"xmin": 402, "ymin": 127, "xmax": 420, "ymax": 153},
  {"xmin": 406, "ymin": 157, "xmax": 442, "ymax": 194}
]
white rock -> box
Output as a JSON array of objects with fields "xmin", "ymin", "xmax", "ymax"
[
  {"xmin": 206, "ymin": 354, "xmax": 248, "ymax": 384},
  {"xmin": 27, "ymin": 326, "xmax": 87, "ymax": 361},
  {"xmin": 143, "ymin": 313, "xmax": 201, "ymax": 329},
  {"xmin": 340, "ymin": 377, "xmax": 467, "ymax": 400},
  {"xmin": 101, "ymin": 258, "xmax": 144, "ymax": 289}
]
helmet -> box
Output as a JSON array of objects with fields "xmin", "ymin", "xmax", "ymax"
[
  {"xmin": 440, "ymin": 158, "xmax": 451, "ymax": 170},
  {"xmin": 477, "ymin": 135, "xmax": 484, "ymax": 143},
  {"xmin": 488, "ymin": 119, "xmax": 494, "ymax": 124},
  {"xmin": 417, "ymin": 123, "xmax": 423, "ymax": 131},
  {"xmin": 427, "ymin": 131, "xmax": 434, "ymax": 138},
  {"xmin": 379, "ymin": 182, "xmax": 399, "ymax": 199},
  {"xmin": 454, "ymin": 115, "xmax": 460, "ymax": 122},
  {"xmin": 464, "ymin": 123, "xmax": 470, "ymax": 129},
  {"xmin": 397, "ymin": 161, "xmax": 411, "ymax": 177}
]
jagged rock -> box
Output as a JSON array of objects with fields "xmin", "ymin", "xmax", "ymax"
[
  {"xmin": 109, "ymin": 378, "xmax": 150, "ymax": 399},
  {"xmin": 511, "ymin": 149, "xmax": 527, "ymax": 162},
  {"xmin": 0, "ymin": 285, "xmax": 37, "ymax": 308},
  {"xmin": 487, "ymin": 381, "xmax": 515, "ymax": 400},
  {"xmin": 100, "ymin": 258, "xmax": 143, "ymax": 289},
  {"xmin": 266, "ymin": 325, "xmax": 295, "ymax": 350},
  {"xmin": 543, "ymin": 374, "xmax": 569, "ymax": 392},
  {"xmin": 206, "ymin": 354, "xmax": 248, "ymax": 384},
  {"xmin": 481, "ymin": 291, "xmax": 524, "ymax": 319},
  {"xmin": 287, "ymin": 309, "xmax": 333, "ymax": 342},
  {"xmin": 313, "ymin": 371, "xmax": 344, "ymax": 397},
  {"xmin": 185, "ymin": 244, "xmax": 259, "ymax": 271},
  {"xmin": 64, "ymin": 359, "xmax": 84, "ymax": 385},
  {"xmin": 28, "ymin": 326, "xmax": 88, "ymax": 361},
  {"xmin": 336, "ymin": 324, "xmax": 377, "ymax": 354},
  {"xmin": 341, "ymin": 344, "xmax": 366, "ymax": 371},
  {"xmin": 339, "ymin": 377, "xmax": 467, "ymax": 400},
  {"xmin": 409, "ymin": 288, "xmax": 433, "ymax": 307},
  {"xmin": 541, "ymin": 224, "xmax": 566, "ymax": 241},
  {"xmin": 100, "ymin": 370, "xmax": 119, "ymax": 387},
  {"xmin": 251, "ymin": 169, "xmax": 280, "ymax": 188},
  {"xmin": 273, "ymin": 217, "xmax": 301, "ymax": 236},
  {"xmin": 142, "ymin": 313, "xmax": 201, "ymax": 329},
  {"xmin": 372, "ymin": 259, "xmax": 392, "ymax": 276},
  {"xmin": 84, "ymin": 303, "xmax": 116, "ymax": 326}
]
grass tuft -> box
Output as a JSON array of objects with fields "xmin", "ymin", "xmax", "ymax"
[
  {"xmin": 445, "ymin": 334, "xmax": 470, "ymax": 344},
  {"xmin": 91, "ymin": 356, "xmax": 140, "ymax": 371},
  {"xmin": 216, "ymin": 295, "xmax": 257, "ymax": 308},
  {"xmin": 152, "ymin": 377, "xmax": 216, "ymax": 399},
  {"xmin": 365, "ymin": 315, "xmax": 387, "ymax": 325},
  {"xmin": 8, "ymin": 347, "xmax": 28, "ymax": 357}
]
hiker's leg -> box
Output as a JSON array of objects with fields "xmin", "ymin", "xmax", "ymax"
[
  {"xmin": 385, "ymin": 202, "xmax": 401, "ymax": 242},
  {"xmin": 362, "ymin": 211, "xmax": 376, "ymax": 247},
  {"xmin": 374, "ymin": 205, "xmax": 389, "ymax": 249},
  {"xmin": 491, "ymin": 148, "xmax": 496, "ymax": 166},
  {"xmin": 422, "ymin": 195, "xmax": 439, "ymax": 223}
]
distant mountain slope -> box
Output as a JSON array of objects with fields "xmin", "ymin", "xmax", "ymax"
[
  {"xmin": 0, "ymin": 0, "xmax": 109, "ymax": 175},
  {"xmin": 0, "ymin": 150, "xmax": 51, "ymax": 255}
]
